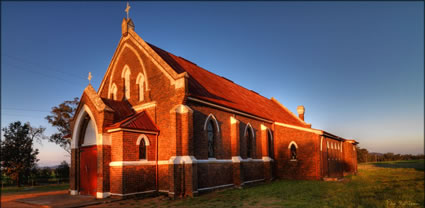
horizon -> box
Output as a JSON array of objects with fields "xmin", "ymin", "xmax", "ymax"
[{"xmin": 1, "ymin": 2, "xmax": 423, "ymax": 166}]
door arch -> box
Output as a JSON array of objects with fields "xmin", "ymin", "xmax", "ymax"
[{"xmin": 72, "ymin": 105, "xmax": 99, "ymax": 196}]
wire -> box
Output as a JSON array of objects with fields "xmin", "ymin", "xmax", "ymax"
[
  {"xmin": 2, "ymin": 108, "xmax": 50, "ymax": 113},
  {"xmin": 3, "ymin": 62, "xmax": 82, "ymax": 86},
  {"xmin": 2, "ymin": 54, "xmax": 87, "ymax": 81}
]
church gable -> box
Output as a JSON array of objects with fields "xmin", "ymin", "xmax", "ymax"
[{"xmin": 97, "ymin": 19, "xmax": 185, "ymax": 108}]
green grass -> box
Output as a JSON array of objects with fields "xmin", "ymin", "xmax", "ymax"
[
  {"xmin": 369, "ymin": 160, "xmax": 424, "ymax": 171},
  {"xmin": 1, "ymin": 183, "xmax": 69, "ymax": 195},
  {"xmin": 156, "ymin": 160, "xmax": 425, "ymax": 208}
]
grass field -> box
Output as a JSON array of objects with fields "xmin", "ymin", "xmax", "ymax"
[
  {"xmin": 1, "ymin": 183, "xmax": 69, "ymax": 195},
  {"xmin": 3, "ymin": 160, "xmax": 423, "ymax": 208},
  {"xmin": 96, "ymin": 160, "xmax": 424, "ymax": 208}
]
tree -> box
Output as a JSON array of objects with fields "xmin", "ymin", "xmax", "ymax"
[
  {"xmin": 356, "ymin": 146, "xmax": 369, "ymax": 163},
  {"xmin": 1, "ymin": 121, "xmax": 43, "ymax": 186},
  {"xmin": 45, "ymin": 97, "xmax": 79, "ymax": 154},
  {"xmin": 55, "ymin": 160, "xmax": 70, "ymax": 183}
]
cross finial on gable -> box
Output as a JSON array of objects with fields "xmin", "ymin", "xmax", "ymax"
[
  {"xmin": 125, "ymin": 1, "xmax": 131, "ymax": 19},
  {"xmin": 88, "ymin": 72, "xmax": 92, "ymax": 84}
]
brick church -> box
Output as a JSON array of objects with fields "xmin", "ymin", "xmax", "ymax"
[{"xmin": 69, "ymin": 16, "xmax": 358, "ymax": 199}]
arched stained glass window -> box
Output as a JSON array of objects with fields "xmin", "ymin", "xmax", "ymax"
[
  {"xmin": 268, "ymin": 130, "xmax": 273, "ymax": 158},
  {"xmin": 139, "ymin": 139, "xmax": 146, "ymax": 160},
  {"xmin": 207, "ymin": 120, "xmax": 215, "ymax": 158},
  {"xmin": 247, "ymin": 128, "xmax": 253, "ymax": 158},
  {"xmin": 290, "ymin": 144, "xmax": 297, "ymax": 160}
]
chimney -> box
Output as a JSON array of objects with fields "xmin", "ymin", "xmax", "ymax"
[{"xmin": 297, "ymin": 105, "xmax": 305, "ymax": 121}]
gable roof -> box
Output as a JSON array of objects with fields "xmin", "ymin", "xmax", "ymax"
[
  {"xmin": 105, "ymin": 110, "xmax": 159, "ymax": 132},
  {"xmin": 101, "ymin": 98, "xmax": 134, "ymax": 123},
  {"xmin": 148, "ymin": 43, "xmax": 308, "ymax": 127}
]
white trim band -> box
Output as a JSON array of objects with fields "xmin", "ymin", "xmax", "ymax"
[
  {"xmin": 133, "ymin": 101, "xmax": 156, "ymax": 112},
  {"xmin": 198, "ymin": 184, "xmax": 234, "ymax": 192},
  {"xmin": 96, "ymin": 192, "xmax": 111, "ymax": 198},
  {"xmin": 275, "ymin": 122, "xmax": 323, "ymax": 135},
  {"xmin": 242, "ymin": 178, "xmax": 265, "ymax": 185},
  {"xmin": 70, "ymin": 190, "xmax": 78, "ymax": 195},
  {"xmin": 262, "ymin": 156, "xmax": 273, "ymax": 162},
  {"xmin": 197, "ymin": 158, "xmax": 233, "ymax": 163},
  {"xmin": 110, "ymin": 190, "xmax": 156, "ymax": 197},
  {"xmin": 106, "ymin": 128, "xmax": 158, "ymax": 134},
  {"xmin": 169, "ymin": 156, "xmax": 197, "ymax": 164},
  {"xmin": 110, "ymin": 160, "xmax": 156, "ymax": 166}
]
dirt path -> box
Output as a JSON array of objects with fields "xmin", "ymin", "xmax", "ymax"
[{"xmin": 1, "ymin": 190, "xmax": 67, "ymax": 208}]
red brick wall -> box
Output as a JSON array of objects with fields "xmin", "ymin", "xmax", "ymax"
[
  {"xmin": 343, "ymin": 142, "xmax": 357, "ymax": 174},
  {"xmin": 273, "ymin": 126, "xmax": 321, "ymax": 180},
  {"xmin": 197, "ymin": 163, "xmax": 233, "ymax": 189},
  {"xmin": 322, "ymin": 137, "xmax": 344, "ymax": 178}
]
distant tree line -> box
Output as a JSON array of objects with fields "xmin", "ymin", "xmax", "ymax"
[
  {"xmin": 356, "ymin": 146, "xmax": 424, "ymax": 163},
  {"xmin": 1, "ymin": 161, "xmax": 69, "ymax": 187}
]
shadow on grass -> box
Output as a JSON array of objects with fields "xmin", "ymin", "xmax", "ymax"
[{"xmin": 370, "ymin": 160, "xmax": 424, "ymax": 171}]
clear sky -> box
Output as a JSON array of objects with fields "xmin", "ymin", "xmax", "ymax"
[{"xmin": 1, "ymin": 2, "xmax": 423, "ymax": 166}]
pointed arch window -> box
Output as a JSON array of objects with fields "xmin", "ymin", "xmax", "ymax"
[
  {"xmin": 110, "ymin": 83, "xmax": 118, "ymax": 100},
  {"xmin": 121, "ymin": 65, "xmax": 131, "ymax": 99},
  {"xmin": 204, "ymin": 114, "xmax": 219, "ymax": 158},
  {"xmin": 245, "ymin": 124, "xmax": 254, "ymax": 158},
  {"xmin": 267, "ymin": 130, "xmax": 274, "ymax": 158},
  {"xmin": 137, "ymin": 135, "xmax": 150, "ymax": 160},
  {"xmin": 290, "ymin": 144, "xmax": 297, "ymax": 160},
  {"xmin": 207, "ymin": 120, "xmax": 215, "ymax": 158},
  {"xmin": 139, "ymin": 139, "xmax": 146, "ymax": 160},
  {"xmin": 288, "ymin": 141, "xmax": 298, "ymax": 161},
  {"xmin": 136, "ymin": 73, "xmax": 145, "ymax": 101}
]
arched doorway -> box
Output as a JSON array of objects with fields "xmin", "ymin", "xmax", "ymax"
[{"xmin": 78, "ymin": 114, "xmax": 97, "ymax": 196}]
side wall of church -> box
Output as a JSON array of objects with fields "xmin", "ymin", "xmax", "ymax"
[
  {"xmin": 189, "ymin": 100, "xmax": 274, "ymax": 190},
  {"xmin": 321, "ymin": 137, "xmax": 344, "ymax": 178},
  {"xmin": 343, "ymin": 142, "xmax": 357, "ymax": 175},
  {"xmin": 273, "ymin": 126, "xmax": 322, "ymax": 180},
  {"xmin": 109, "ymin": 131, "xmax": 157, "ymax": 195}
]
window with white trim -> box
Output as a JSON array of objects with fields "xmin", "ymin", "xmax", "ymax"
[
  {"xmin": 207, "ymin": 119, "xmax": 215, "ymax": 158},
  {"xmin": 136, "ymin": 73, "xmax": 145, "ymax": 101},
  {"xmin": 204, "ymin": 114, "xmax": 220, "ymax": 158},
  {"xmin": 139, "ymin": 139, "xmax": 146, "ymax": 160},
  {"xmin": 267, "ymin": 130, "xmax": 274, "ymax": 158},
  {"xmin": 110, "ymin": 83, "xmax": 118, "ymax": 100},
  {"xmin": 122, "ymin": 65, "xmax": 131, "ymax": 99},
  {"xmin": 245, "ymin": 124, "xmax": 254, "ymax": 158},
  {"xmin": 290, "ymin": 144, "xmax": 297, "ymax": 160},
  {"xmin": 137, "ymin": 135, "xmax": 150, "ymax": 160}
]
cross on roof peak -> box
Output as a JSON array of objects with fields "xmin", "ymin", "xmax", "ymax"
[{"xmin": 125, "ymin": 2, "xmax": 131, "ymax": 19}]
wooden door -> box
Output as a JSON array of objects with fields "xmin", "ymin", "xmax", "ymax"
[{"xmin": 79, "ymin": 146, "xmax": 97, "ymax": 196}]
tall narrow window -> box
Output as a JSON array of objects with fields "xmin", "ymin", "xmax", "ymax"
[
  {"xmin": 267, "ymin": 130, "xmax": 273, "ymax": 158},
  {"xmin": 136, "ymin": 73, "xmax": 145, "ymax": 101},
  {"xmin": 110, "ymin": 83, "xmax": 117, "ymax": 100},
  {"xmin": 247, "ymin": 127, "xmax": 253, "ymax": 158},
  {"xmin": 290, "ymin": 144, "xmax": 297, "ymax": 160},
  {"xmin": 122, "ymin": 66, "xmax": 131, "ymax": 99},
  {"xmin": 139, "ymin": 139, "xmax": 146, "ymax": 160},
  {"xmin": 207, "ymin": 120, "xmax": 215, "ymax": 158}
]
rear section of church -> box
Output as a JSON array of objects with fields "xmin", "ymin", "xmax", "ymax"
[{"xmin": 69, "ymin": 17, "xmax": 358, "ymax": 199}]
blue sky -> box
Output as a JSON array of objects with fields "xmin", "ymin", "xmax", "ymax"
[{"xmin": 1, "ymin": 2, "xmax": 423, "ymax": 166}]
